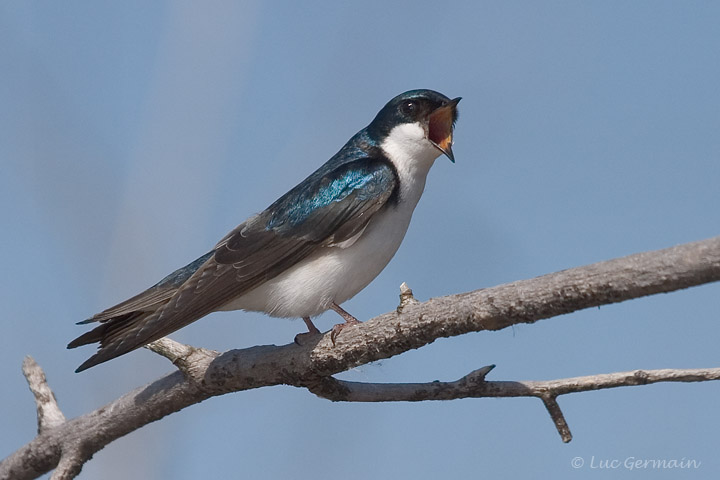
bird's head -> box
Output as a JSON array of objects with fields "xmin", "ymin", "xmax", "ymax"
[{"xmin": 368, "ymin": 89, "xmax": 461, "ymax": 163}]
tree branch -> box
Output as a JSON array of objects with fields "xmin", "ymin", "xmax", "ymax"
[
  {"xmin": 2, "ymin": 236, "xmax": 719, "ymax": 479},
  {"xmin": 21, "ymin": 356, "xmax": 66, "ymax": 434},
  {"xmin": 306, "ymin": 366, "xmax": 720, "ymax": 442}
]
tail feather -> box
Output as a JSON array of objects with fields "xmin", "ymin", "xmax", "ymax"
[
  {"xmin": 68, "ymin": 310, "xmax": 160, "ymax": 372},
  {"xmin": 67, "ymin": 311, "xmax": 145, "ymax": 349},
  {"xmin": 69, "ymin": 252, "xmax": 215, "ymax": 372}
]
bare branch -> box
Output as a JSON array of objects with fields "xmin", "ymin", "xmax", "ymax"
[
  {"xmin": 308, "ymin": 367, "xmax": 720, "ymax": 401},
  {"xmin": 21, "ymin": 356, "xmax": 66, "ymax": 434},
  {"xmin": 305, "ymin": 365, "xmax": 497, "ymax": 401},
  {"xmin": 2, "ymin": 236, "xmax": 719, "ymax": 479},
  {"xmin": 307, "ymin": 366, "xmax": 720, "ymax": 443}
]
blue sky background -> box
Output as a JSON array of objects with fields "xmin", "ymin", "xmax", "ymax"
[{"xmin": 2, "ymin": 1, "xmax": 719, "ymax": 478}]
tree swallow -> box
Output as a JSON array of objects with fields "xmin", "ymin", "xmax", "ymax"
[{"xmin": 68, "ymin": 89, "xmax": 460, "ymax": 372}]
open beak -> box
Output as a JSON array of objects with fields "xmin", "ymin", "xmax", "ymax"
[{"xmin": 427, "ymin": 97, "xmax": 461, "ymax": 162}]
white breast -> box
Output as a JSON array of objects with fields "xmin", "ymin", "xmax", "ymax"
[{"xmin": 221, "ymin": 122, "xmax": 443, "ymax": 318}]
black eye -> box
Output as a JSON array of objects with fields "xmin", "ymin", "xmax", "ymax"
[{"xmin": 399, "ymin": 100, "xmax": 417, "ymax": 116}]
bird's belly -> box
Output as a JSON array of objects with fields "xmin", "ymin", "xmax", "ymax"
[{"xmin": 219, "ymin": 205, "xmax": 412, "ymax": 318}]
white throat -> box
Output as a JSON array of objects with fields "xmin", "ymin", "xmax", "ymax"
[{"xmin": 379, "ymin": 122, "xmax": 442, "ymax": 205}]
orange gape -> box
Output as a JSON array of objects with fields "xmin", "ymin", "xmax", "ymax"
[{"xmin": 428, "ymin": 101, "xmax": 457, "ymax": 154}]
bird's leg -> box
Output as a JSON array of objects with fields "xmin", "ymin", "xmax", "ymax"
[
  {"xmin": 329, "ymin": 302, "xmax": 361, "ymax": 344},
  {"xmin": 303, "ymin": 316, "xmax": 321, "ymax": 334},
  {"xmin": 294, "ymin": 316, "xmax": 321, "ymax": 346}
]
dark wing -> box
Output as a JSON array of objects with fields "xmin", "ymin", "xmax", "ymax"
[{"xmin": 70, "ymin": 158, "xmax": 397, "ymax": 371}]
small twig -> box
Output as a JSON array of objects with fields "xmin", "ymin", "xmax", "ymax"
[
  {"xmin": 145, "ymin": 337, "xmax": 195, "ymax": 363},
  {"xmin": 397, "ymin": 282, "xmax": 419, "ymax": 313},
  {"xmin": 21, "ymin": 356, "xmax": 65, "ymax": 433},
  {"xmin": 540, "ymin": 394, "xmax": 572, "ymax": 443},
  {"xmin": 145, "ymin": 338, "xmax": 219, "ymax": 382},
  {"xmin": 49, "ymin": 454, "xmax": 83, "ymax": 480}
]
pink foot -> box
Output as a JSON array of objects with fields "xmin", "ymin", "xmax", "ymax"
[{"xmin": 329, "ymin": 303, "xmax": 362, "ymax": 345}]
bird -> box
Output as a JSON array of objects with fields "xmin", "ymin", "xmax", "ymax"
[{"xmin": 68, "ymin": 89, "xmax": 460, "ymax": 372}]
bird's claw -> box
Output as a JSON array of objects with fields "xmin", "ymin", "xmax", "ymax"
[{"xmin": 330, "ymin": 318, "xmax": 361, "ymax": 345}]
